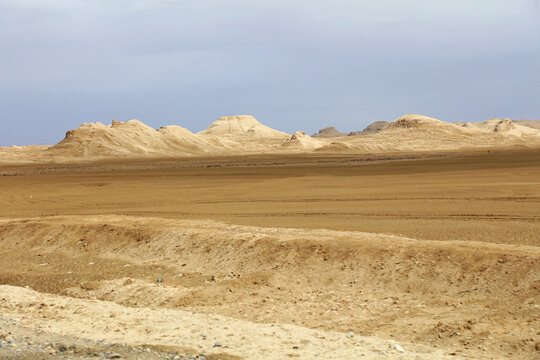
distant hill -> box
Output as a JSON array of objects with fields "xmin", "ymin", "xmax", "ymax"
[
  {"xmin": 312, "ymin": 127, "xmax": 347, "ymax": 138},
  {"xmin": 1, "ymin": 114, "xmax": 540, "ymax": 165}
]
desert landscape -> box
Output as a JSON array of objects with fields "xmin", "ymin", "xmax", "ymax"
[
  {"xmin": 2, "ymin": 115, "xmax": 540, "ymax": 165},
  {"xmin": 0, "ymin": 114, "xmax": 539, "ymax": 359}
]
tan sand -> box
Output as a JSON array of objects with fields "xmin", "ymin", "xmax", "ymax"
[
  {"xmin": 0, "ymin": 152, "xmax": 539, "ymax": 358},
  {"xmin": 1, "ymin": 284, "xmax": 468, "ymax": 359}
]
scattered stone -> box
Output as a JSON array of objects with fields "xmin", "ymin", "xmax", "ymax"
[
  {"xmin": 393, "ymin": 343, "xmax": 405, "ymax": 353},
  {"xmin": 346, "ymin": 331, "xmax": 354, "ymax": 338},
  {"xmin": 157, "ymin": 278, "xmax": 163, "ymax": 283},
  {"xmin": 106, "ymin": 353, "xmax": 122, "ymax": 359},
  {"xmin": 213, "ymin": 342, "xmax": 223, "ymax": 347},
  {"xmin": 59, "ymin": 345, "xmax": 67, "ymax": 352}
]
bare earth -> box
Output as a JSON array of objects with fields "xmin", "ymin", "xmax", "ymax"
[{"xmin": 1, "ymin": 150, "xmax": 539, "ymax": 359}]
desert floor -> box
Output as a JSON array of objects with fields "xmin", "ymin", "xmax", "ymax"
[{"xmin": 0, "ymin": 149, "xmax": 539, "ymax": 359}]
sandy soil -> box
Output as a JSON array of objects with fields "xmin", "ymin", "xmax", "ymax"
[
  {"xmin": 1, "ymin": 151, "xmax": 539, "ymax": 359},
  {"xmin": 1, "ymin": 150, "xmax": 539, "ymax": 245}
]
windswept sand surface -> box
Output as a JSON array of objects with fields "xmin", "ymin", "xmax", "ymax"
[{"xmin": 0, "ymin": 150, "xmax": 539, "ymax": 359}]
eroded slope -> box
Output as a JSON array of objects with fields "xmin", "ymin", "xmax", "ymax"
[{"xmin": 0, "ymin": 216, "xmax": 538, "ymax": 359}]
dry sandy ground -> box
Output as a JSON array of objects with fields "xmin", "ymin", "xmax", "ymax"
[
  {"xmin": 0, "ymin": 284, "xmax": 463, "ymax": 359},
  {"xmin": 1, "ymin": 150, "xmax": 539, "ymax": 245},
  {"xmin": 0, "ymin": 151, "xmax": 539, "ymax": 359}
]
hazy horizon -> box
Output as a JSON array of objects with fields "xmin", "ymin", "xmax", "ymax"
[{"xmin": 1, "ymin": 0, "xmax": 539, "ymax": 146}]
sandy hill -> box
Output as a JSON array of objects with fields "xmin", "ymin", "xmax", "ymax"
[
  {"xmin": 282, "ymin": 131, "xmax": 326, "ymax": 150},
  {"xmin": 312, "ymin": 126, "xmax": 347, "ymax": 138},
  {"xmin": 317, "ymin": 114, "xmax": 540, "ymax": 154},
  {"xmin": 455, "ymin": 118, "xmax": 540, "ymax": 137},
  {"xmin": 371, "ymin": 114, "xmax": 479, "ymax": 139},
  {"xmin": 2, "ymin": 114, "xmax": 540, "ymax": 165},
  {"xmin": 348, "ymin": 121, "xmax": 388, "ymax": 136},
  {"xmin": 514, "ymin": 120, "xmax": 540, "ymax": 130},
  {"xmin": 51, "ymin": 119, "xmax": 211, "ymax": 157},
  {"xmin": 198, "ymin": 115, "xmax": 289, "ymax": 139},
  {"xmin": 157, "ymin": 125, "xmax": 195, "ymax": 137},
  {"xmin": 381, "ymin": 114, "xmax": 460, "ymax": 131}
]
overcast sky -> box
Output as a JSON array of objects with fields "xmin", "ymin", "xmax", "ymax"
[{"xmin": 1, "ymin": 0, "xmax": 539, "ymax": 145}]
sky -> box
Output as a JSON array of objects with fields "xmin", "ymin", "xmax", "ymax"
[{"xmin": 1, "ymin": 0, "xmax": 539, "ymax": 146}]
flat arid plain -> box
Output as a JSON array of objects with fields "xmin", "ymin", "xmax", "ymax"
[{"xmin": 1, "ymin": 115, "xmax": 540, "ymax": 359}]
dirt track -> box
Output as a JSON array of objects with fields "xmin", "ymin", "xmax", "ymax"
[{"xmin": 1, "ymin": 150, "xmax": 539, "ymax": 359}]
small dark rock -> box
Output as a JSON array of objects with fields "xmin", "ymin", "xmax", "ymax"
[
  {"xmin": 213, "ymin": 342, "xmax": 222, "ymax": 347},
  {"xmin": 157, "ymin": 278, "xmax": 163, "ymax": 283},
  {"xmin": 106, "ymin": 353, "xmax": 122, "ymax": 359},
  {"xmin": 59, "ymin": 345, "xmax": 67, "ymax": 352}
]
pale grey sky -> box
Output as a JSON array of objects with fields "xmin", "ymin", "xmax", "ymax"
[{"xmin": 1, "ymin": 0, "xmax": 539, "ymax": 145}]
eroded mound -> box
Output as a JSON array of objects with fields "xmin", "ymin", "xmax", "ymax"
[
  {"xmin": 51, "ymin": 119, "xmax": 212, "ymax": 157},
  {"xmin": 198, "ymin": 115, "xmax": 289, "ymax": 139},
  {"xmin": 2, "ymin": 114, "xmax": 540, "ymax": 165},
  {"xmin": 514, "ymin": 120, "xmax": 540, "ymax": 130},
  {"xmin": 348, "ymin": 121, "xmax": 388, "ymax": 136},
  {"xmin": 384, "ymin": 114, "xmax": 450, "ymax": 130},
  {"xmin": 459, "ymin": 118, "xmax": 540, "ymax": 136},
  {"xmin": 312, "ymin": 126, "xmax": 347, "ymax": 138},
  {"xmin": 282, "ymin": 131, "xmax": 325, "ymax": 149}
]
